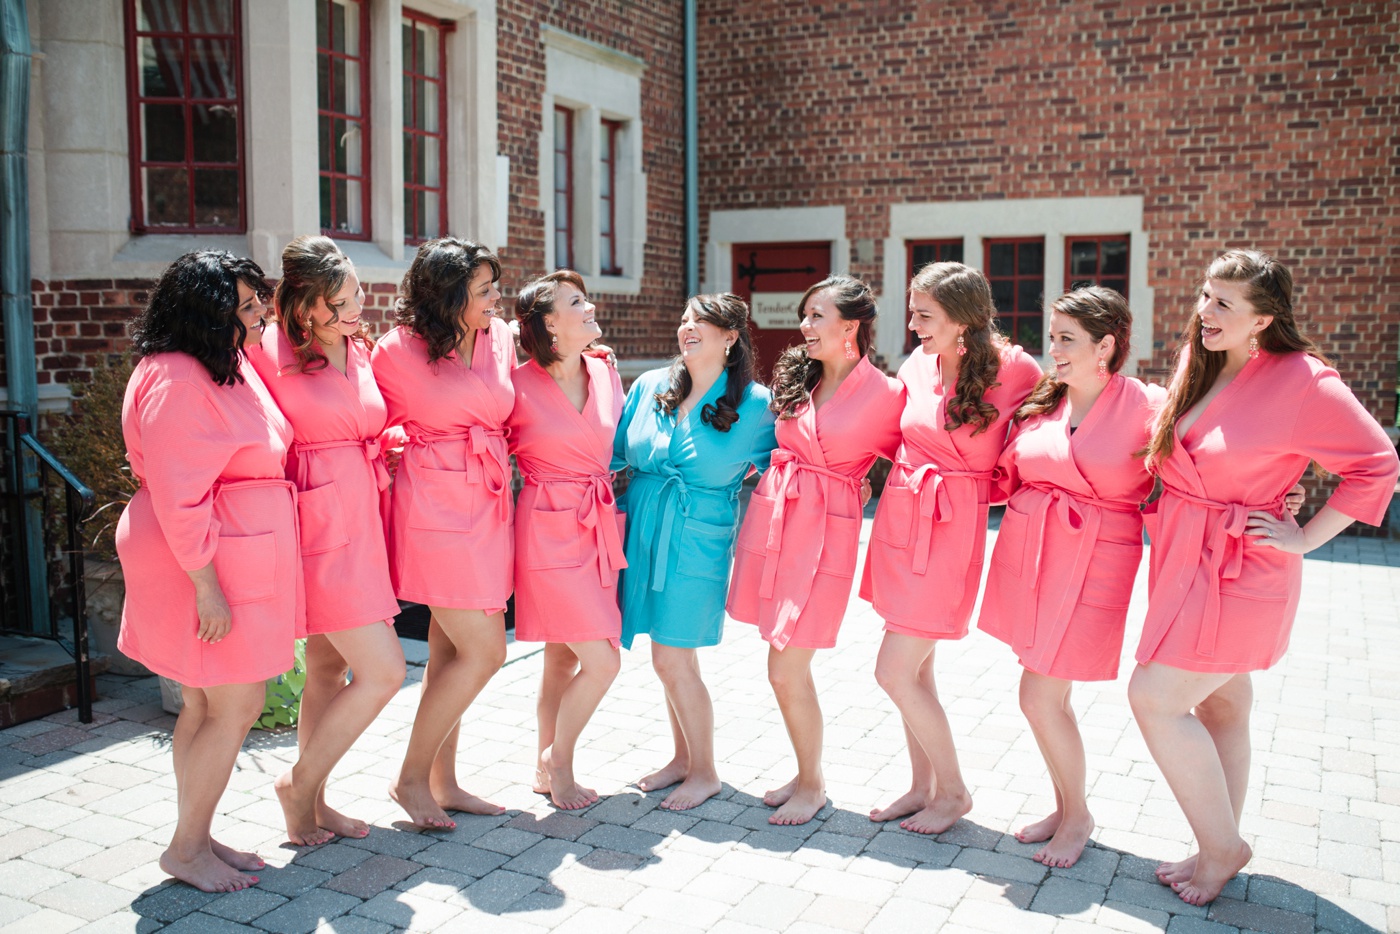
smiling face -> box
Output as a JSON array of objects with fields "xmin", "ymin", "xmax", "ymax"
[
  {"xmin": 677, "ymin": 303, "xmax": 735, "ymax": 369},
  {"xmin": 460, "ymin": 263, "xmax": 502, "ymax": 331},
  {"xmin": 308, "ymin": 268, "xmax": 364, "ymax": 345},
  {"xmin": 907, "ymin": 291, "xmax": 964, "ymax": 357},
  {"xmin": 1047, "ymin": 310, "xmax": 1113, "ymax": 390},
  {"xmin": 799, "ymin": 289, "xmax": 857, "ymax": 363},
  {"xmin": 547, "ymin": 282, "xmax": 602, "ymax": 355},
  {"xmin": 1198, "ymin": 277, "xmax": 1271, "ymax": 357},
  {"xmin": 234, "ymin": 281, "xmax": 268, "ymax": 349}
]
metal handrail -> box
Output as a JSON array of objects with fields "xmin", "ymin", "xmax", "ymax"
[{"xmin": 1, "ymin": 408, "xmax": 96, "ymax": 722}]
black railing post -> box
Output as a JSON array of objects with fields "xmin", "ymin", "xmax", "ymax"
[{"xmin": 66, "ymin": 482, "xmax": 91, "ymax": 722}]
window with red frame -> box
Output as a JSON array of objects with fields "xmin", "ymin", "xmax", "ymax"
[
  {"xmin": 553, "ymin": 106, "xmax": 574, "ymax": 269},
  {"xmin": 124, "ymin": 0, "xmax": 245, "ymax": 233},
  {"xmin": 599, "ymin": 120, "xmax": 622, "ymax": 275},
  {"xmin": 904, "ymin": 239, "xmax": 964, "ymax": 353},
  {"xmin": 317, "ymin": 0, "xmax": 370, "ymax": 239},
  {"xmin": 403, "ymin": 10, "xmax": 449, "ymax": 244},
  {"xmin": 985, "ymin": 238, "xmax": 1045, "ymax": 355},
  {"xmin": 1066, "ymin": 235, "xmax": 1130, "ymax": 298}
]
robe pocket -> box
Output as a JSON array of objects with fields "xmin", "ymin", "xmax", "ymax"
[
  {"xmin": 675, "ymin": 516, "xmax": 735, "ymax": 581},
  {"xmin": 213, "ymin": 532, "xmax": 277, "ymax": 605},
  {"xmin": 1220, "ymin": 541, "xmax": 1300, "ymax": 600},
  {"xmin": 297, "ymin": 480, "xmax": 350, "ymax": 556},
  {"xmin": 736, "ymin": 493, "xmax": 777, "ymax": 555},
  {"xmin": 407, "ymin": 466, "xmax": 474, "ymax": 532},
  {"xmin": 992, "ymin": 500, "xmax": 1032, "ymax": 575},
  {"xmin": 524, "ymin": 507, "xmax": 582, "ymax": 570},
  {"xmin": 816, "ymin": 514, "xmax": 862, "ymax": 575},
  {"xmin": 871, "ymin": 486, "xmax": 915, "ymax": 549},
  {"xmin": 1079, "ymin": 541, "xmax": 1142, "ymax": 609}
]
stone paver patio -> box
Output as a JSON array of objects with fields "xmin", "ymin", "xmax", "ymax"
[{"xmin": 0, "ymin": 519, "xmax": 1396, "ymax": 933}]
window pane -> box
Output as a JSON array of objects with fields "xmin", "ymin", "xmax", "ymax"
[
  {"xmin": 1101, "ymin": 278, "xmax": 1128, "ymax": 297},
  {"xmin": 422, "ymin": 192, "xmax": 439, "ymax": 240},
  {"xmin": 940, "ymin": 242, "xmax": 964, "ymax": 263},
  {"xmin": 187, "ymin": 0, "xmax": 234, "ymax": 34},
  {"xmin": 143, "ymin": 104, "xmax": 186, "ymax": 161},
  {"xmin": 330, "ymin": 0, "xmax": 347, "ymax": 52},
  {"xmin": 1070, "ymin": 240, "xmax": 1099, "ymax": 277},
  {"xmin": 555, "ymin": 150, "xmax": 569, "ymax": 185},
  {"xmin": 1102, "ymin": 239, "xmax": 1128, "ymax": 276},
  {"xmin": 189, "ymin": 40, "xmax": 236, "ymax": 99},
  {"xmin": 556, "ymin": 231, "xmax": 571, "ymax": 269},
  {"xmin": 318, "ymin": 115, "xmax": 332, "ymax": 171},
  {"xmin": 191, "ymin": 104, "xmax": 238, "ymax": 162},
  {"xmin": 991, "ymin": 279, "xmax": 1013, "ymax": 314},
  {"xmin": 600, "ymin": 237, "xmax": 613, "ymax": 274},
  {"xmin": 555, "ymin": 191, "xmax": 569, "ymax": 221},
  {"xmin": 989, "ymin": 242, "xmax": 1014, "ymax": 278},
  {"xmin": 911, "ymin": 244, "xmax": 938, "ymax": 272},
  {"xmin": 600, "ymin": 159, "xmax": 612, "ymax": 199},
  {"xmin": 320, "ymin": 174, "xmax": 332, "ymax": 229},
  {"xmin": 144, "ymin": 166, "xmax": 188, "ymax": 225},
  {"xmin": 402, "ymin": 22, "xmax": 413, "ymax": 71},
  {"xmin": 1016, "ymin": 315, "xmax": 1043, "ymax": 355},
  {"xmin": 138, "ymin": 38, "xmax": 184, "ymax": 98},
  {"xmin": 1017, "ymin": 279, "xmax": 1041, "ymax": 313},
  {"xmin": 600, "ymin": 199, "xmax": 612, "ymax": 235},
  {"xmin": 421, "ymin": 25, "xmax": 439, "ymax": 78},
  {"xmin": 139, "ymin": 0, "xmax": 182, "ymax": 32},
  {"xmin": 316, "ymin": 0, "xmax": 329, "ymax": 47},
  {"xmin": 555, "ymin": 108, "xmax": 568, "ymax": 142},
  {"xmin": 403, "ymin": 134, "xmax": 414, "ymax": 183},
  {"xmin": 421, "ymin": 137, "xmax": 439, "ymax": 188},
  {"xmin": 1018, "ymin": 240, "xmax": 1044, "ymax": 276},
  {"xmin": 193, "ymin": 168, "xmax": 239, "ymax": 226}
]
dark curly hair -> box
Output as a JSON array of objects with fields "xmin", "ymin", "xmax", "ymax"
[
  {"xmin": 395, "ymin": 237, "xmax": 501, "ymax": 365},
  {"xmin": 274, "ymin": 235, "xmax": 373, "ymax": 373},
  {"xmin": 910, "ymin": 261, "xmax": 1006, "ymax": 435},
  {"xmin": 1016, "ymin": 286, "xmax": 1132, "ymax": 422},
  {"xmin": 769, "ymin": 275, "xmax": 876, "ymax": 419},
  {"xmin": 654, "ymin": 293, "xmax": 756, "ymax": 433},
  {"xmin": 129, "ymin": 250, "xmax": 271, "ymax": 386},
  {"xmin": 516, "ymin": 269, "xmax": 588, "ymax": 368}
]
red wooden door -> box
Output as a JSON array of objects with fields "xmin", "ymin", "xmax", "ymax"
[{"xmin": 731, "ymin": 242, "xmax": 831, "ymax": 381}]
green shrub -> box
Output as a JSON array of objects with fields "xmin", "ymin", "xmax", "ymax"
[{"xmin": 256, "ymin": 638, "xmax": 307, "ymax": 730}]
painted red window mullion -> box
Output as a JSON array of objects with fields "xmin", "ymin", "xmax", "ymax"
[
  {"xmin": 599, "ymin": 119, "xmax": 621, "ymax": 276},
  {"xmin": 318, "ymin": 0, "xmax": 372, "ymax": 239},
  {"xmin": 554, "ymin": 105, "xmax": 574, "ymax": 270},
  {"xmin": 984, "ymin": 237, "xmax": 1046, "ymax": 355},
  {"xmin": 904, "ymin": 239, "xmax": 964, "ymax": 353},
  {"xmin": 402, "ymin": 9, "xmax": 450, "ymax": 244},
  {"xmin": 1064, "ymin": 234, "xmax": 1131, "ymax": 299}
]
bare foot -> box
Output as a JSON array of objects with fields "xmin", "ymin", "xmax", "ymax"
[
  {"xmin": 160, "ymin": 846, "xmax": 258, "ymax": 893},
  {"xmin": 763, "ymin": 776, "xmax": 798, "ymax": 808},
  {"xmin": 1157, "ymin": 853, "xmax": 1196, "ymax": 885},
  {"xmin": 660, "ymin": 775, "xmax": 722, "ymax": 810},
  {"xmin": 430, "ymin": 780, "xmax": 507, "ymax": 817},
  {"xmin": 1033, "ymin": 814, "xmax": 1094, "ymax": 868},
  {"xmin": 388, "ymin": 777, "xmax": 456, "ymax": 829},
  {"xmin": 533, "ymin": 766, "xmax": 551, "ymax": 796},
  {"xmin": 314, "ymin": 797, "xmax": 370, "ymax": 839},
  {"xmin": 274, "ymin": 771, "xmax": 335, "ymax": 846},
  {"xmin": 770, "ymin": 786, "xmax": 826, "ymax": 826},
  {"xmin": 899, "ymin": 792, "xmax": 972, "ymax": 835},
  {"xmin": 1174, "ymin": 840, "xmax": 1251, "ymax": 906},
  {"xmin": 870, "ymin": 788, "xmax": 929, "ymax": 823},
  {"xmin": 543, "ymin": 747, "xmax": 599, "ymax": 810},
  {"xmin": 210, "ymin": 838, "xmax": 264, "ymax": 872},
  {"xmin": 636, "ymin": 759, "xmax": 688, "ymax": 793},
  {"xmin": 1015, "ymin": 811, "xmax": 1061, "ymax": 844}
]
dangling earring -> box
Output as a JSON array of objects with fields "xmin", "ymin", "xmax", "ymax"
[
  {"xmin": 724, "ymin": 343, "xmax": 731, "ymax": 359},
  {"xmin": 550, "ymin": 330, "xmax": 559, "ymax": 352},
  {"xmin": 1248, "ymin": 334, "xmax": 1259, "ymax": 359},
  {"xmin": 844, "ymin": 336, "xmax": 857, "ymax": 360},
  {"xmin": 956, "ymin": 333, "xmax": 966, "ymax": 356},
  {"xmin": 1096, "ymin": 358, "xmax": 1108, "ymax": 383}
]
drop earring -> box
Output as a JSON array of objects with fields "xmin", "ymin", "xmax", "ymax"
[
  {"xmin": 1248, "ymin": 334, "xmax": 1259, "ymax": 359},
  {"xmin": 550, "ymin": 330, "xmax": 559, "ymax": 352},
  {"xmin": 956, "ymin": 333, "xmax": 966, "ymax": 356},
  {"xmin": 844, "ymin": 336, "xmax": 857, "ymax": 360},
  {"xmin": 1096, "ymin": 358, "xmax": 1108, "ymax": 383},
  {"xmin": 724, "ymin": 343, "xmax": 731, "ymax": 359}
]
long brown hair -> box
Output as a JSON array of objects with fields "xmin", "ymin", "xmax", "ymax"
[
  {"xmin": 911, "ymin": 262, "xmax": 1006, "ymax": 435},
  {"xmin": 396, "ymin": 238, "xmax": 501, "ymax": 365},
  {"xmin": 274, "ymin": 235, "xmax": 371, "ymax": 373},
  {"xmin": 515, "ymin": 269, "xmax": 588, "ymax": 367},
  {"xmin": 654, "ymin": 293, "xmax": 756, "ymax": 433},
  {"xmin": 769, "ymin": 275, "xmax": 876, "ymax": 419},
  {"xmin": 1144, "ymin": 249, "xmax": 1325, "ymax": 467},
  {"xmin": 1016, "ymin": 286, "xmax": 1132, "ymax": 422}
]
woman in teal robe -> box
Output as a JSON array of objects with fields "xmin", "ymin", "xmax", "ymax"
[{"xmin": 613, "ymin": 293, "xmax": 776, "ymax": 811}]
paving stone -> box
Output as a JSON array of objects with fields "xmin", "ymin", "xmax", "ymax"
[
  {"xmin": 474, "ymin": 827, "xmax": 548, "ymax": 857},
  {"xmin": 952, "ymin": 848, "xmax": 1049, "ymax": 886},
  {"xmin": 341, "ymin": 827, "xmax": 438, "ymax": 859},
  {"xmin": 351, "ymin": 891, "xmax": 464, "ymax": 930},
  {"xmin": 291, "ymin": 843, "xmax": 375, "ymax": 874},
  {"xmin": 1107, "ymin": 876, "xmax": 1209, "ymax": 918},
  {"xmin": 581, "ymin": 793, "xmax": 659, "ymax": 827},
  {"xmin": 460, "ymin": 868, "xmax": 545, "ymax": 913},
  {"xmin": 862, "ymin": 830, "xmax": 959, "ymax": 867},
  {"xmin": 199, "ymin": 887, "xmax": 290, "ymax": 924},
  {"xmin": 1246, "ymin": 874, "xmax": 1317, "ymax": 914},
  {"xmin": 504, "ymin": 809, "xmax": 598, "ymax": 841},
  {"xmin": 865, "ymin": 897, "xmax": 952, "ymax": 933},
  {"xmin": 323, "ymin": 854, "xmax": 422, "ymax": 898},
  {"xmin": 251, "ymin": 888, "xmax": 361, "ymax": 934},
  {"xmin": 1314, "ymin": 895, "xmax": 1389, "ymax": 934},
  {"xmin": 726, "ymin": 881, "xmax": 818, "ymax": 928},
  {"xmin": 1164, "ymin": 918, "xmax": 1240, "ymax": 934},
  {"xmin": 32, "ymin": 879, "xmax": 137, "ymax": 921},
  {"xmin": 1029, "ymin": 877, "xmax": 1107, "ymax": 917},
  {"xmin": 577, "ymin": 824, "xmax": 664, "ymax": 857},
  {"xmin": 253, "ymin": 864, "xmax": 334, "ymax": 899},
  {"xmin": 0, "ymin": 827, "xmax": 61, "ymax": 862},
  {"xmin": 0, "ymin": 896, "xmax": 37, "ymax": 928},
  {"xmin": 0, "ymin": 859, "xmax": 74, "ymax": 898},
  {"xmin": 130, "ymin": 884, "xmax": 219, "ymax": 923},
  {"xmin": 414, "ymin": 840, "xmax": 510, "ymax": 878},
  {"xmin": 626, "ymin": 889, "xmax": 729, "ymax": 928},
  {"xmin": 503, "ymin": 838, "xmax": 593, "ymax": 877}
]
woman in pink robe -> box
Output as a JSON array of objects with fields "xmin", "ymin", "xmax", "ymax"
[
  {"xmin": 246, "ymin": 237, "xmax": 407, "ymax": 847},
  {"xmin": 860, "ymin": 262, "xmax": 1042, "ymax": 835},
  {"xmin": 728, "ymin": 275, "xmax": 903, "ymax": 825},
  {"xmin": 1128, "ymin": 250, "xmax": 1399, "ymax": 906},
  {"xmin": 508, "ymin": 270, "xmax": 626, "ymax": 811},
  {"xmin": 371, "ymin": 239, "xmax": 515, "ymax": 829},
  {"xmin": 116, "ymin": 251, "xmax": 295, "ymax": 893}
]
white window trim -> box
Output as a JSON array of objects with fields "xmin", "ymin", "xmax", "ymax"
[
  {"xmin": 540, "ymin": 26, "xmax": 645, "ymax": 295},
  {"xmin": 703, "ymin": 206, "xmax": 849, "ymax": 295},
  {"xmin": 880, "ymin": 197, "xmax": 1152, "ymax": 376}
]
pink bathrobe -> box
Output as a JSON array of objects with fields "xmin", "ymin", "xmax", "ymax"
[
  {"xmin": 729, "ymin": 358, "xmax": 904, "ymax": 649},
  {"xmin": 508, "ymin": 356, "xmax": 627, "ymax": 644},
  {"xmin": 371, "ymin": 318, "xmax": 516, "ymax": 610},
  {"xmin": 247, "ymin": 328, "xmax": 400, "ymax": 634},
  {"xmin": 861, "ymin": 343, "xmax": 1043, "ymax": 638},
  {"xmin": 116, "ymin": 352, "xmax": 303, "ymax": 687},
  {"xmin": 1138, "ymin": 350, "xmax": 1399, "ymax": 673},
  {"xmin": 978, "ymin": 375, "xmax": 1163, "ymax": 681}
]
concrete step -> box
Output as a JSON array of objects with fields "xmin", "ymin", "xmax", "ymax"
[{"xmin": 0, "ymin": 633, "xmax": 109, "ymax": 727}]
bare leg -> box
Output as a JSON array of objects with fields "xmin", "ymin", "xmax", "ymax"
[
  {"xmin": 276, "ymin": 623, "xmax": 404, "ymax": 844},
  {"xmin": 534, "ymin": 643, "xmax": 579, "ymax": 794},
  {"xmin": 390, "ymin": 608, "xmax": 507, "ymax": 827},
  {"xmin": 873, "ymin": 633, "xmax": 972, "ymax": 834},
  {"xmin": 870, "ymin": 715, "xmax": 934, "ymax": 822},
  {"xmin": 765, "ymin": 646, "xmax": 827, "ymax": 825},
  {"xmin": 160, "ymin": 682, "xmax": 265, "ymax": 892},
  {"xmin": 293, "ymin": 635, "xmax": 355, "ymax": 840},
  {"xmin": 1018, "ymin": 670, "xmax": 1094, "ymax": 867},
  {"xmin": 1129, "ymin": 663, "xmax": 1253, "ymax": 905},
  {"xmin": 636, "ymin": 694, "xmax": 688, "ymax": 792},
  {"xmin": 540, "ymin": 640, "xmax": 621, "ymax": 809},
  {"xmin": 171, "ymin": 688, "xmax": 263, "ymax": 873},
  {"xmin": 648, "ymin": 643, "xmax": 722, "ymax": 810},
  {"xmin": 1156, "ymin": 673, "xmax": 1253, "ymax": 884}
]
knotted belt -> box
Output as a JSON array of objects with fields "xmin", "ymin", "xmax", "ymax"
[
  {"xmin": 895, "ymin": 459, "xmax": 997, "ymax": 576},
  {"xmin": 521, "ymin": 470, "xmax": 628, "ymax": 587},
  {"xmin": 292, "ymin": 437, "xmax": 391, "ymax": 491},
  {"xmin": 405, "ymin": 426, "xmax": 511, "ymax": 522},
  {"xmin": 1140, "ymin": 483, "xmax": 1287, "ymax": 659},
  {"xmin": 637, "ymin": 468, "xmax": 737, "ymax": 592},
  {"xmin": 757, "ymin": 449, "xmax": 861, "ymax": 650}
]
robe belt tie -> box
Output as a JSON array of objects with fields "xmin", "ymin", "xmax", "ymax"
[
  {"xmin": 1016, "ymin": 482, "xmax": 1140, "ymax": 652},
  {"xmin": 405, "ymin": 427, "xmax": 511, "ymax": 522},
  {"xmin": 292, "ymin": 437, "xmax": 391, "ymax": 491},
  {"xmin": 522, "ymin": 471, "xmax": 629, "ymax": 587},
  {"xmin": 636, "ymin": 469, "xmax": 736, "ymax": 593},
  {"xmin": 1152, "ymin": 483, "xmax": 1287, "ymax": 658},
  {"xmin": 895, "ymin": 460, "xmax": 996, "ymax": 576}
]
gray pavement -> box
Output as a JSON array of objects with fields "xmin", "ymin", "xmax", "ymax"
[{"xmin": 1, "ymin": 521, "xmax": 1397, "ymax": 933}]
